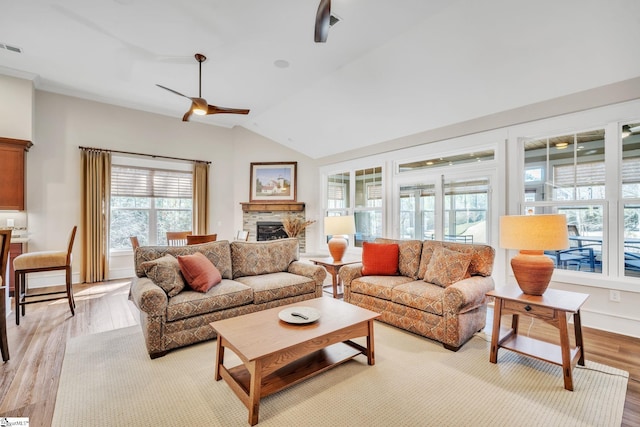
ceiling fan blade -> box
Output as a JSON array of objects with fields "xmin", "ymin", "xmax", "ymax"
[
  {"xmin": 182, "ymin": 107, "xmax": 194, "ymax": 122},
  {"xmin": 207, "ymin": 105, "xmax": 250, "ymax": 115},
  {"xmin": 314, "ymin": 0, "xmax": 331, "ymax": 43},
  {"xmin": 156, "ymin": 84, "xmax": 190, "ymax": 99}
]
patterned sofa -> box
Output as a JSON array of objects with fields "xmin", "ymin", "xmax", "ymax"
[
  {"xmin": 129, "ymin": 238, "xmax": 326, "ymax": 358},
  {"xmin": 339, "ymin": 238, "xmax": 495, "ymax": 351}
]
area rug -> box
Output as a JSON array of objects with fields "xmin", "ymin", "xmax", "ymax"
[{"xmin": 52, "ymin": 323, "xmax": 628, "ymax": 427}]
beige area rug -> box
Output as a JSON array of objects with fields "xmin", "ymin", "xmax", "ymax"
[{"xmin": 53, "ymin": 323, "xmax": 628, "ymax": 427}]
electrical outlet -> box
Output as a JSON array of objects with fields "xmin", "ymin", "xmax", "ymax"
[
  {"xmin": 609, "ymin": 290, "xmax": 621, "ymax": 302},
  {"xmin": 6, "ymin": 218, "xmax": 14, "ymax": 227}
]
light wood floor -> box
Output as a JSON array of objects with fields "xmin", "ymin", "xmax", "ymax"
[{"xmin": 0, "ymin": 279, "xmax": 638, "ymax": 427}]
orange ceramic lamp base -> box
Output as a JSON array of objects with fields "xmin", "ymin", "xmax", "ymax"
[
  {"xmin": 510, "ymin": 250, "xmax": 554, "ymax": 296},
  {"xmin": 328, "ymin": 236, "xmax": 348, "ymax": 263}
]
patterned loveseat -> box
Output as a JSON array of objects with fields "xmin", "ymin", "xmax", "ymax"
[
  {"xmin": 129, "ymin": 238, "xmax": 326, "ymax": 358},
  {"xmin": 339, "ymin": 238, "xmax": 495, "ymax": 351}
]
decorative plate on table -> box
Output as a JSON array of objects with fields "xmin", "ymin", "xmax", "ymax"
[{"xmin": 278, "ymin": 306, "xmax": 321, "ymax": 324}]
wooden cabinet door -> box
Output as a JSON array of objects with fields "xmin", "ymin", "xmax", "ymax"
[{"xmin": 0, "ymin": 138, "xmax": 32, "ymax": 211}]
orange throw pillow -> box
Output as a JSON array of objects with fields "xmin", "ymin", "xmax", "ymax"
[
  {"xmin": 177, "ymin": 252, "xmax": 222, "ymax": 293},
  {"xmin": 361, "ymin": 242, "xmax": 399, "ymax": 276}
]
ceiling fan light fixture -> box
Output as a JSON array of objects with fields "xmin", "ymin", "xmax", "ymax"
[{"xmin": 192, "ymin": 98, "xmax": 208, "ymax": 115}]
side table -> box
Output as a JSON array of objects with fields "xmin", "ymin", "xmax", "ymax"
[
  {"xmin": 487, "ymin": 287, "xmax": 589, "ymax": 391},
  {"xmin": 309, "ymin": 257, "xmax": 360, "ymax": 298}
]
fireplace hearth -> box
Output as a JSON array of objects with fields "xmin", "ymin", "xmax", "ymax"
[{"xmin": 257, "ymin": 221, "xmax": 288, "ymax": 241}]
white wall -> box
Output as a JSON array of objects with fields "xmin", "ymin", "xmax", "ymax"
[
  {"xmin": 30, "ymin": 90, "xmax": 318, "ymax": 282},
  {"xmin": 231, "ymin": 127, "xmax": 324, "ymax": 255},
  {"xmin": 0, "ymin": 74, "xmax": 33, "ymax": 141}
]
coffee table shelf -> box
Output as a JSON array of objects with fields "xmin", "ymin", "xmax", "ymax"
[{"xmin": 223, "ymin": 343, "xmax": 362, "ymax": 398}]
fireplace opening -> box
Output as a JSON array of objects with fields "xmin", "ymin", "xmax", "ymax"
[{"xmin": 256, "ymin": 221, "xmax": 288, "ymax": 241}]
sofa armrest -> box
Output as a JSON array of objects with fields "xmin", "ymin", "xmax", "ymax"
[
  {"xmin": 443, "ymin": 276, "xmax": 495, "ymax": 315},
  {"xmin": 129, "ymin": 276, "xmax": 168, "ymax": 317},
  {"xmin": 288, "ymin": 261, "xmax": 327, "ymax": 288},
  {"xmin": 338, "ymin": 263, "xmax": 364, "ymax": 288}
]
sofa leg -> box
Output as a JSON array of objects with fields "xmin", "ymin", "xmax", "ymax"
[
  {"xmin": 442, "ymin": 343, "xmax": 461, "ymax": 352},
  {"xmin": 149, "ymin": 350, "xmax": 168, "ymax": 359}
]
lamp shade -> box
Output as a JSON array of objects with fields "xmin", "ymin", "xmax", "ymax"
[
  {"xmin": 324, "ymin": 216, "xmax": 356, "ymax": 236},
  {"xmin": 500, "ymin": 214, "xmax": 569, "ymax": 251}
]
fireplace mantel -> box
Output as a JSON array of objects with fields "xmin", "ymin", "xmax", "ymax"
[{"xmin": 241, "ymin": 202, "xmax": 305, "ymax": 212}]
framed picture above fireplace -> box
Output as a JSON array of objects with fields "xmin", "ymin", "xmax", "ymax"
[{"xmin": 250, "ymin": 162, "xmax": 297, "ymax": 202}]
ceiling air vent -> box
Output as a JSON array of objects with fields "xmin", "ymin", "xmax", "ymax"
[{"xmin": 0, "ymin": 43, "xmax": 22, "ymax": 53}]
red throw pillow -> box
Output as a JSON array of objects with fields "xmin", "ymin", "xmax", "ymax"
[
  {"xmin": 177, "ymin": 252, "xmax": 222, "ymax": 293},
  {"xmin": 361, "ymin": 242, "xmax": 399, "ymax": 276}
]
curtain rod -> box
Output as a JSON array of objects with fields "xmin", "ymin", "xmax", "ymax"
[{"xmin": 78, "ymin": 146, "xmax": 211, "ymax": 165}]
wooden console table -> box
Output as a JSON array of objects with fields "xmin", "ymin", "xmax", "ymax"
[{"xmin": 487, "ymin": 287, "xmax": 589, "ymax": 391}]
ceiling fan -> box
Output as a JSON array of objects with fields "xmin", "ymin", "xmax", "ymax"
[
  {"xmin": 156, "ymin": 53, "xmax": 250, "ymax": 122},
  {"xmin": 314, "ymin": 0, "xmax": 331, "ymax": 42}
]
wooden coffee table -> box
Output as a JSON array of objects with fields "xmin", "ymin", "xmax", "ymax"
[{"xmin": 210, "ymin": 297, "xmax": 380, "ymax": 425}]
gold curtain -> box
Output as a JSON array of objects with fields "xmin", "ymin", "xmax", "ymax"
[
  {"xmin": 80, "ymin": 149, "xmax": 111, "ymax": 283},
  {"xmin": 192, "ymin": 162, "xmax": 209, "ymax": 234}
]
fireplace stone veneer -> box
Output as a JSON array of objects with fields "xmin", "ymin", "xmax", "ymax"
[{"xmin": 241, "ymin": 208, "xmax": 308, "ymax": 253}]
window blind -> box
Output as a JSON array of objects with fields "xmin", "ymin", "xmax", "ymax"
[
  {"xmin": 553, "ymin": 161, "xmax": 605, "ymax": 188},
  {"xmin": 111, "ymin": 166, "xmax": 192, "ymax": 198}
]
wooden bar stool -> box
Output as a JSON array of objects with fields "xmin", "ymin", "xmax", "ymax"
[{"xmin": 13, "ymin": 226, "xmax": 77, "ymax": 326}]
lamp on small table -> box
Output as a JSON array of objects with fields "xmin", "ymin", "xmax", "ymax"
[
  {"xmin": 324, "ymin": 216, "xmax": 356, "ymax": 263},
  {"xmin": 500, "ymin": 214, "xmax": 569, "ymax": 296}
]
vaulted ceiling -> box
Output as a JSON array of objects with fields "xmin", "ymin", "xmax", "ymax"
[{"xmin": 1, "ymin": 0, "xmax": 639, "ymax": 159}]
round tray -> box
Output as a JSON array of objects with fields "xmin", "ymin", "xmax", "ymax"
[{"xmin": 278, "ymin": 306, "xmax": 321, "ymax": 324}]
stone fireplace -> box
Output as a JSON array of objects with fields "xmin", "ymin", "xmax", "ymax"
[{"xmin": 241, "ymin": 202, "xmax": 308, "ymax": 252}]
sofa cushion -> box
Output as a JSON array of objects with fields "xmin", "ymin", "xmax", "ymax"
[
  {"xmin": 374, "ymin": 238, "xmax": 422, "ymax": 279},
  {"xmin": 135, "ymin": 240, "xmax": 233, "ymax": 279},
  {"xmin": 424, "ymin": 246, "xmax": 473, "ymax": 287},
  {"xmin": 140, "ymin": 254, "xmax": 185, "ymax": 297},
  {"xmin": 391, "ymin": 280, "xmax": 445, "ymax": 315},
  {"xmin": 351, "ymin": 275, "xmax": 415, "ymax": 301},
  {"xmin": 362, "ymin": 242, "xmax": 399, "ymax": 276},
  {"xmin": 231, "ymin": 238, "xmax": 299, "ymax": 279},
  {"xmin": 178, "ymin": 252, "xmax": 222, "ymax": 293},
  {"xmin": 165, "ymin": 279, "xmax": 253, "ymax": 322},
  {"xmin": 417, "ymin": 241, "xmax": 470, "ymax": 279},
  {"xmin": 234, "ymin": 272, "xmax": 316, "ymax": 304}
]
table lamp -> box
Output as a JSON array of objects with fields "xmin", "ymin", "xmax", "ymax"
[
  {"xmin": 324, "ymin": 216, "xmax": 356, "ymax": 262},
  {"xmin": 500, "ymin": 214, "xmax": 569, "ymax": 296}
]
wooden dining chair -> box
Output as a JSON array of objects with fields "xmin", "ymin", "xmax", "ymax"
[
  {"xmin": 166, "ymin": 231, "xmax": 192, "ymax": 246},
  {"xmin": 130, "ymin": 236, "xmax": 140, "ymax": 250},
  {"xmin": 186, "ymin": 234, "xmax": 217, "ymax": 245},
  {"xmin": 14, "ymin": 225, "xmax": 77, "ymax": 326},
  {"xmin": 235, "ymin": 230, "xmax": 249, "ymax": 241},
  {"xmin": 0, "ymin": 229, "xmax": 12, "ymax": 361}
]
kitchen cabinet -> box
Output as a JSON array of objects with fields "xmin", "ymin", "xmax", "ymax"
[{"xmin": 0, "ymin": 137, "xmax": 32, "ymax": 211}]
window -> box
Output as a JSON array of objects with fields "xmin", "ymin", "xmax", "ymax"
[
  {"xmin": 443, "ymin": 178, "xmax": 489, "ymax": 244},
  {"xmin": 325, "ymin": 166, "xmax": 383, "ymax": 248},
  {"xmin": 621, "ymin": 121, "xmax": 640, "ymax": 277},
  {"xmin": 399, "ymin": 184, "xmax": 435, "ymax": 240},
  {"xmin": 398, "ymin": 149, "xmax": 495, "ymax": 172},
  {"xmin": 110, "ymin": 165, "xmax": 193, "ymax": 249},
  {"xmin": 523, "ymin": 129, "xmax": 605, "ymax": 274},
  {"xmin": 354, "ymin": 167, "xmax": 383, "ymax": 246}
]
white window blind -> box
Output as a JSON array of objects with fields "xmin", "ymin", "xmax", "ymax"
[
  {"xmin": 111, "ymin": 166, "xmax": 192, "ymax": 198},
  {"xmin": 622, "ymin": 158, "xmax": 640, "ymax": 184},
  {"xmin": 553, "ymin": 161, "xmax": 605, "ymax": 188}
]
